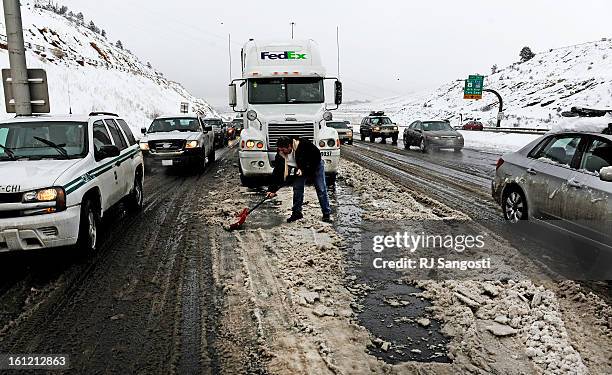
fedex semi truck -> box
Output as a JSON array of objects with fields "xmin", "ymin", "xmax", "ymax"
[{"xmin": 228, "ymin": 39, "xmax": 343, "ymax": 186}]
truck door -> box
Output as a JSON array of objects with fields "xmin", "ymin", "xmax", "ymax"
[{"xmin": 104, "ymin": 119, "xmax": 131, "ymax": 198}]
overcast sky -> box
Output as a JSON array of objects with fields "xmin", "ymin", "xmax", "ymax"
[{"xmin": 61, "ymin": 0, "xmax": 612, "ymax": 110}]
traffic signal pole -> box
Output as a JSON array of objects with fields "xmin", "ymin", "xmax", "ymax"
[{"xmin": 3, "ymin": 0, "xmax": 31, "ymax": 116}]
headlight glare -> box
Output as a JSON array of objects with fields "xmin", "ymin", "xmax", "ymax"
[{"xmin": 139, "ymin": 142, "xmax": 149, "ymax": 151}]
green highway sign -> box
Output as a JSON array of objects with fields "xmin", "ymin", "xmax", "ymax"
[{"xmin": 464, "ymin": 75, "xmax": 484, "ymax": 100}]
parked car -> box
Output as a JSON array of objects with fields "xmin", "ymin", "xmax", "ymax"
[
  {"xmin": 327, "ymin": 121, "xmax": 353, "ymax": 145},
  {"xmin": 403, "ymin": 120, "xmax": 464, "ymax": 152},
  {"xmin": 492, "ymin": 124, "xmax": 612, "ymax": 249},
  {"xmin": 203, "ymin": 118, "xmax": 227, "ymax": 148},
  {"xmin": 139, "ymin": 114, "xmax": 215, "ymax": 171},
  {"xmin": 0, "ymin": 112, "xmax": 144, "ymax": 253},
  {"xmin": 462, "ymin": 120, "xmax": 484, "ymax": 131},
  {"xmin": 359, "ymin": 111, "xmax": 399, "ymax": 144}
]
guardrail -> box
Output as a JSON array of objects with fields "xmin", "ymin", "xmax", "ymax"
[{"xmin": 454, "ymin": 126, "xmax": 549, "ymax": 135}]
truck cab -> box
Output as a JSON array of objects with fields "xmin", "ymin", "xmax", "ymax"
[{"xmin": 228, "ymin": 39, "xmax": 343, "ymax": 186}]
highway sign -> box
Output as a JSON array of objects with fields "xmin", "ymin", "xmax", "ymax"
[{"xmin": 464, "ymin": 75, "xmax": 484, "ymax": 100}]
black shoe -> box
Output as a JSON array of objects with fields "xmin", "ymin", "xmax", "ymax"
[
  {"xmin": 287, "ymin": 212, "xmax": 304, "ymax": 223},
  {"xmin": 322, "ymin": 214, "xmax": 332, "ymax": 223}
]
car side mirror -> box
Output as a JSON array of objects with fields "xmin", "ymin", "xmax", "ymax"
[
  {"xmin": 97, "ymin": 145, "xmax": 120, "ymax": 160},
  {"xmin": 141, "ymin": 127, "xmax": 147, "ymax": 134},
  {"xmin": 600, "ymin": 166, "xmax": 612, "ymax": 182},
  {"xmin": 334, "ymin": 81, "xmax": 343, "ymax": 105}
]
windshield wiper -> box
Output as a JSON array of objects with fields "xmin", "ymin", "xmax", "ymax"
[
  {"xmin": 0, "ymin": 144, "xmax": 16, "ymax": 160},
  {"xmin": 33, "ymin": 136, "xmax": 68, "ymax": 156}
]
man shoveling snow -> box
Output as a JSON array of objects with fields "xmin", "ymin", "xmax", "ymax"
[{"xmin": 266, "ymin": 136, "xmax": 332, "ymax": 223}]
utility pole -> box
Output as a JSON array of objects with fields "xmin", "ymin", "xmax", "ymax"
[
  {"xmin": 291, "ymin": 22, "xmax": 295, "ymax": 39},
  {"xmin": 336, "ymin": 26, "xmax": 340, "ymax": 79},
  {"xmin": 3, "ymin": 0, "xmax": 31, "ymax": 116},
  {"xmin": 228, "ymin": 33, "xmax": 232, "ymax": 82}
]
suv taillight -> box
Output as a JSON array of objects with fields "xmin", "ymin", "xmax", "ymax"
[{"xmin": 495, "ymin": 158, "xmax": 505, "ymax": 171}]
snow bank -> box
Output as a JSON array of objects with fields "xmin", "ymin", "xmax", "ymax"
[
  {"xmin": 0, "ymin": 2, "xmax": 217, "ymax": 135},
  {"xmin": 459, "ymin": 130, "xmax": 542, "ymax": 153},
  {"xmin": 549, "ymin": 113, "xmax": 612, "ymax": 134}
]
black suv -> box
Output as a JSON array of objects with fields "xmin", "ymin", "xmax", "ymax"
[{"xmin": 359, "ymin": 111, "xmax": 399, "ymax": 144}]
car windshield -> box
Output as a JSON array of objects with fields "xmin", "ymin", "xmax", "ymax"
[
  {"xmin": 327, "ymin": 122, "xmax": 348, "ymax": 129},
  {"xmin": 0, "ymin": 121, "xmax": 87, "ymax": 161},
  {"xmin": 148, "ymin": 118, "xmax": 200, "ymax": 133},
  {"xmin": 422, "ymin": 121, "xmax": 453, "ymax": 131},
  {"xmin": 249, "ymin": 78, "xmax": 324, "ymax": 104},
  {"xmin": 370, "ymin": 117, "xmax": 393, "ymax": 125}
]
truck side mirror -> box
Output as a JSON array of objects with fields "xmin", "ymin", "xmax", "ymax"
[
  {"xmin": 229, "ymin": 84, "xmax": 237, "ymax": 107},
  {"xmin": 334, "ymin": 81, "xmax": 343, "ymax": 106}
]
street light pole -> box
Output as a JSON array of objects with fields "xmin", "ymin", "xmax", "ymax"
[
  {"xmin": 3, "ymin": 0, "xmax": 31, "ymax": 116},
  {"xmin": 228, "ymin": 33, "xmax": 232, "ymax": 82}
]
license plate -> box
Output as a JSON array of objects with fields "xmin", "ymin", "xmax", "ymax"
[
  {"xmin": 321, "ymin": 151, "xmax": 332, "ymax": 156},
  {"xmin": 162, "ymin": 160, "xmax": 173, "ymax": 166}
]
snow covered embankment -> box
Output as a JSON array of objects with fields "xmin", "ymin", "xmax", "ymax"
[{"xmin": 0, "ymin": 2, "xmax": 216, "ymax": 133}]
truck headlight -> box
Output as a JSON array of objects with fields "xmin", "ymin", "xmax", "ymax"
[
  {"xmin": 374, "ymin": 127, "xmax": 380, "ymax": 131},
  {"xmin": 246, "ymin": 110, "xmax": 258, "ymax": 121},
  {"xmin": 245, "ymin": 140, "xmax": 255, "ymax": 149},
  {"xmin": 394, "ymin": 126, "xmax": 398, "ymax": 131},
  {"xmin": 185, "ymin": 140, "xmax": 199, "ymax": 149},
  {"xmin": 139, "ymin": 142, "xmax": 149, "ymax": 151},
  {"xmin": 22, "ymin": 187, "xmax": 66, "ymax": 213}
]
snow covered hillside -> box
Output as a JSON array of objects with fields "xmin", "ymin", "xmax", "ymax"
[
  {"xmin": 0, "ymin": 0, "xmax": 217, "ymax": 133},
  {"xmin": 345, "ymin": 39, "xmax": 612, "ymax": 129}
]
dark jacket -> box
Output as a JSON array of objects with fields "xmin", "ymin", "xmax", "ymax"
[{"xmin": 268, "ymin": 138, "xmax": 322, "ymax": 193}]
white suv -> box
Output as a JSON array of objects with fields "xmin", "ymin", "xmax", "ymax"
[{"xmin": 0, "ymin": 112, "xmax": 144, "ymax": 253}]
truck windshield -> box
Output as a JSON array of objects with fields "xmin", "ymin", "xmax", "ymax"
[
  {"xmin": 249, "ymin": 78, "xmax": 324, "ymax": 104},
  {"xmin": 0, "ymin": 121, "xmax": 87, "ymax": 161},
  {"xmin": 327, "ymin": 122, "xmax": 348, "ymax": 129},
  {"xmin": 148, "ymin": 118, "xmax": 201, "ymax": 133}
]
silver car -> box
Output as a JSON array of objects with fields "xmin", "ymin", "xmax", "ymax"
[
  {"xmin": 327, "ymin": 121, "xmax": 353, "ymax": 145},
  {"xmin": 492, "ymin": 130, "xmax": 612, "ymax": 248},
  {"xmin": 403, "ymin": 120, "xmax": 464, "ymax": 152}
]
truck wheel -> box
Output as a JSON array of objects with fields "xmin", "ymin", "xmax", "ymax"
[
  {"xmin": 370, "ymin": 134, "xmax": 375, "ymax": 143},
  {"xmin": 76, "ymin": 199, "xmax": 100, "ymax": 253},
  {"xmin": 403, "ymin": 137, "xmax": 410, "ymax": 149},
  {"xmin": 127, "ymin": 174, "xmax": 144, "ymax": 212},
  {"xmin": 347, "ymin": 140, "xmax": 353, "ymax": 145},
  {"xmin": 381, "ymin": 137, "xmax": 387, "ymax": 144},
  {"xmin": 360, "ymin": 133, "xmax": 365, "ymax": 141},
  {"xmin": 391, "ymin": 135, "xmax": 398, "ymax": 144}
]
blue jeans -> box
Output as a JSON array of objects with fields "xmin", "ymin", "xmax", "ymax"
[{"xmin": 292, "ymin": 161, "xmax": 331, "ymax": 215}]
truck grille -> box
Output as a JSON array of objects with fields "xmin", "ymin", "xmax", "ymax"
[
  {"xmin": 267, "ymin": 123, "xmax": 315, "ymax": 149},
  {"xmin": 149, "ymin": 139, "xmax": 185, "ymax": 152}
]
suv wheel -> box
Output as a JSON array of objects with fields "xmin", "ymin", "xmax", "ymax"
[
  {"xmin": 391, "ymin": 135, "xmax": 398, "ymax": 144},
  {"xmin": 403, "ymin": 136, "xmax": 410, "ymax": 149},
  {"xmin": 503, "ymin": 188, "xmax": 528, "ymax": 223},
  {"xmin": 77, "ymin": 199, "xmax": 99, "ymax": 252},
  {"xmin": 370, "ymin": 134, "xmax": 375, "ymax": 143},
  {"xmin": 127, "ymin": 175, "xmax": 144, "ymax": 212},
  {"xmin": 360, "ymin": 133, "xmax": 365, "ymax": 141}
]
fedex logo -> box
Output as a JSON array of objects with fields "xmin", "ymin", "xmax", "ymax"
[{"xmin": 260, "ymin": 51, "xmax": 307, "ymax": 60}]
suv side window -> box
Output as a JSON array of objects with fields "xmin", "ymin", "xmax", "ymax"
[
  {"xmin": 105, "ymin": 119, "xmax": 128, "ymax": 150},
  {"xmin": 579, "ymin": 137, "xmax": 612, "ymax": 174},
  {"xmin": 93, "ymin": 121, "xmax": 112, "ymax": 153},
  {"xmin": 116, "ymin": 119, "xmax": 137, "ymax": 145},
  {"xmin": 533, "ymin": 135, "xmax": 583, "ymax": 166}
]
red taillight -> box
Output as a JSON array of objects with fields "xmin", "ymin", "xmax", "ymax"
[{"xmin": 496, "ymin": 158, "xmax": 505, "ymax": 171}]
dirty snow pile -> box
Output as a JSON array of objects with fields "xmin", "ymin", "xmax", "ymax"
[{"xmin": 0, "ymin": 1, "xmax": 217, "ymax": 132}]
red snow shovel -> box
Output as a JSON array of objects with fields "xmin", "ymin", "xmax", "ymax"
[{"xmin": 225, "ymin": 196, "xmax": 269, "ymax": 231}]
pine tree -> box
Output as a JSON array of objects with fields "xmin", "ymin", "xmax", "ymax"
[
  {"xmin": 520, "ymin": 46, "xmax": 535, "ymax": 62},
  {"xmin": 101, "ymin": 30, "xmax": 107, "ymax": 38},
  {"xmin": 58, "ymin": 5, "xmax": 68, "ymax": 15},
  {"xmin": 116, "ymin": 40, "xmax": 123, "ymax": 49},
  {"xmin": 491, "ymin": 64, "xmax": 498, "ymax": 74},
  {"xmin": 76, "ymin": 12, "xmax": 84, "ymax": 20}
]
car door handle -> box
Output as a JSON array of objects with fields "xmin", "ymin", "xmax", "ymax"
[
  {"xmin": 526, "ymin": 168, "xmax": 537, "ymax": 175},
  {"xmin": 568, "ymin": 179, "xmax": 583, "ymax": 189}
]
